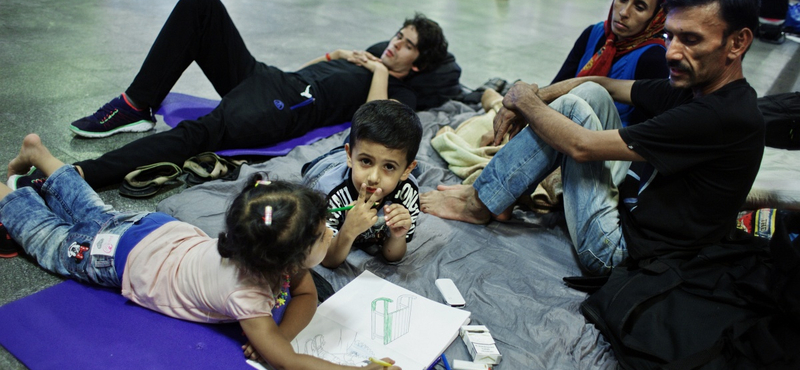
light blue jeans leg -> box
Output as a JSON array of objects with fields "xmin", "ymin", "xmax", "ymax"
[
  {"xmin": 473, "ymin": 82, "xmax": 628, "ymax": 274},
  {"xmin": 0, "ymin": 165, "xmax": 140, "ymax": 286},
  {"xmin": 555, "ymin": 82, "xmax": 628, "ymax": 275},
  {"xmin": 473, "ymin": 122, "xmax": 561, "ymax": 214}
]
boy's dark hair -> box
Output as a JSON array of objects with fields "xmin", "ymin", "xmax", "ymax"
[
  {"xmin": 218, "ymin": 174, "xmax": 327, "ymax": 290},
  {"xmin": 349, "ymin": 100, "xmax": 423, "ymax": 166},
  {"xmin": 663, "ymin": 0, "xmax": 760, "ymax": 40},
  {"xmin": 404, "ymin": 12, "xmax": 448, "ymax": 71}
]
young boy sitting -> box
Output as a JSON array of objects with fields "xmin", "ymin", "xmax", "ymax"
[{"xmin": 302, "ymin": 100, "xmax": 422, "ymax": 268}]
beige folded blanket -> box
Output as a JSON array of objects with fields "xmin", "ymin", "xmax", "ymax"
[{"xmin": 432, "ymin": 109, "xmax": 563, "ymax": 213}]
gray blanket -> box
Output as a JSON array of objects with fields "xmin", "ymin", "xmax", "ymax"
[{"xmin": 158, "ymin": 101, "xmax": 616, "ymax": 369}]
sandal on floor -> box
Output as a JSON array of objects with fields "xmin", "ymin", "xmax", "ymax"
[
  {"xmin": 183, "ymin": 152, "xmax": 242, "ymax": 187},
  {"xmin": 119, "ymin": 162, "xmax": 182, "ymax": 198},
  {"xmin": 459, "ymin": 77, "xmax": 509, "ymax": 106},
  {"xmin": 475, "ymin": 77, "xmax": 508, "ymax": 93}
]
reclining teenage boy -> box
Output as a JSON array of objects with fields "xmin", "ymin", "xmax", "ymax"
[
  {"xmin": 8, "ymin": 0, "xmax": 452, "ymax": 199},
  {"xmin": 302, "ymin": 100, "xmax": 422, "ymax": 268}
]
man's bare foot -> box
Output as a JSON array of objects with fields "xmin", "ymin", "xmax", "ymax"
[
  {"xmin": 8, "ymin": 134, "xmax": 64, "ymax": 178},
  {"xmin": 420, "ymin": 184, "xmax": 492, "ymax": 224}
]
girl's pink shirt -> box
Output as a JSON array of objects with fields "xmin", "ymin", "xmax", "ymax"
[{"xmin": 121, "ymin": 221, "xmax": 275, "ymax": 323}]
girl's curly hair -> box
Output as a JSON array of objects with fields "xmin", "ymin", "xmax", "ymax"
[{"xmin": 217, "ymin": 173, "xmax": 327, "ymax": 289}]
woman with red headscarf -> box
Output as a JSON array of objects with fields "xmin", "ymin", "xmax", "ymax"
[
  {"xmin": 553, "ymin": 0, "xmax": 667, "ymax": 126},
  {"xmin": 474, "ymin": 0, "xmax": 667, "ymax": 132}
]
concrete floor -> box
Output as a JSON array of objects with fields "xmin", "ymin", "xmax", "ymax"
[{"xmin": 1, "ymin": 0, "xmax": 799, "ymax": 368}]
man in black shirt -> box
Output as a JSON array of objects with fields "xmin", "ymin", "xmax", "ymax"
[
  {"xmin": 24, "ymin": 0, "xmax": 448, "ymax": 190},
  {"xmin": 421, "ymin": 0, "xmax": 763, "ymax": 275}
]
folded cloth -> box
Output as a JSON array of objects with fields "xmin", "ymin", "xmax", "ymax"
[
  {"xmin": 431, "ymin": 108, "xmax": 504, "ymax": 184},
  {"xmin": 431, "ymin": 106, "xmax": 563, "ymax": 212}
]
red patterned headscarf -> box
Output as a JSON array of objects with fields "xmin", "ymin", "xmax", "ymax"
[{"xmin": 577, "ymin": 1, "xmax": 666, "ymax": 77}]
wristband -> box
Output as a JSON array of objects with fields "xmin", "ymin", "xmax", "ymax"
[{"xmin": 325, "ymin": 52, "xmax": 331, "ymax": 61}]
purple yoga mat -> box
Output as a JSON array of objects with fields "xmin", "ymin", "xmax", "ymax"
[
  {"xmin": 155, "ymin": 92, "xmax": 350, "ymax": 157},
  {"xmin": 0, "ymin": 280, "xmax": 286, "ymax": 370}
]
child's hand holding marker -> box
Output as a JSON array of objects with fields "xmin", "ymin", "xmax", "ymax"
[
  {"xmin": 340, "ymin": 183, "xmax": 382, "ymax": 236},
  {"xmin": 367, "ymin": 357, "xmax": 402, "ymax": 369}
]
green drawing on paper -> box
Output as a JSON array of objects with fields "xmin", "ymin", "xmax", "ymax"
[{"xmin": 371, "ymin": 295, "xmax": 416, "ymax": 345}]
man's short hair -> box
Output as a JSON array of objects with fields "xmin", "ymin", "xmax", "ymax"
[
  {"xmin": 664, "ymin": 0, "xmax": 760, "ymax": 37},
  {"xmin": 349, "ymin": 100, "xmax": 423, "ymax": 166},
  {"xmin": 404, "ymin": 13, "xmax": 448, "ymax": 71}
]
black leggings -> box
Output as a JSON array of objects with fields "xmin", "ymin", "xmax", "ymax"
[{"xmin": 77, "ymin": 0, "xmax": 312, "ymax": 188}]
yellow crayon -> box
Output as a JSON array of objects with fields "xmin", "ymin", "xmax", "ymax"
[{"xmin": 369, "ymin": 357, "xmax": 393, "ymax": 367}]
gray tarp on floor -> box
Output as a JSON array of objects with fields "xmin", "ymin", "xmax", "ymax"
[{"xmin": 157, "ymin": 101, "xmax": 616, "ymax": 369}]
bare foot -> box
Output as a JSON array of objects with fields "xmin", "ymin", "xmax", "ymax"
[
  {"xmin": 8, "ymin": 134, "xmax": 63, "ymax": 177},
  {"xmin": 420, "ymin": 184, "xmax": 492, "ymax": 224}
]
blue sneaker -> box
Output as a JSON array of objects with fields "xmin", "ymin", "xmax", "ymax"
[
  {"xmin": 69, "ymin": 94, "xmax": 156, "ymax": 138},
  {"xmin": 6, "ymin": 167, "xmax": 46, "ymax": 197}
]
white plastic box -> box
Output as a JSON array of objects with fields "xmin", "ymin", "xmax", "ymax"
[
  {"xmin": 459, "ymin": 325, "xmax": 502, "ymax": 365},
  {"xmin": 451, "ymin": 359, "xmax": 492, "ymax": 370}
]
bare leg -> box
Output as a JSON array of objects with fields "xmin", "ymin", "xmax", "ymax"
[
  {"xmin": 73, "ymin": 165, "xmax": 85, "ymax": 178},
  {"xmin": 7, "ymin": 134, "xmax": 65, "ymax": 178},
  {"xmin": 0, "ymin": 183, "xmax": 11, "ymax": 200},
  {"xmin": 481, "ymin": 88, "xmax": 503, "ymax": 113},
  {"xmin": 477, "ymin": 89, "xmax": 505, "ymax": 147},
  {"xmin": 420, "ymin": 184, "xmax": 493, "ymax": 224}
]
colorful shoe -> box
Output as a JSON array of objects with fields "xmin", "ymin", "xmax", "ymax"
[
  {"xmin": 69, "ymin": 94, "xmax": 156, "ymax": 138},
  {"xmin": 0, "ymin": 222, "xmax": 21, "ymax": 258},
  {"xmin": 6, "ymin": 167, "xmax": 46, "ymax": 197}
]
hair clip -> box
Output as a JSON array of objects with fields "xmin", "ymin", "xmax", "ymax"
[
  {"xmin": 263, "ymin": 206, "xmax": 273, "ymax": 226},
  {"xmin": 255, "ymin": 179, "xmax": 272, "ymax": 187}
]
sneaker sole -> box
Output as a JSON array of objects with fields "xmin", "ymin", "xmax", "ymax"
[
  {"xmin": 6, "ymin": 166, "xmax": 38, "ymax": 190},
  {"xmin": 6, "ymin": 175, "xmax": 22, "ymax": 190},
  {"xmin": 6, "ymin": 166, "xmax": 36, "ymax": 190},
  {"xmin": 69, "ymin": 120, "xmax": 155, "ymax": 138}
]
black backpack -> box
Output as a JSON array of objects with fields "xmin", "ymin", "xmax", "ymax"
[
  {"xmin": 758, "ymin": 92, "xmax": 800, "ymax": 149},
  {"xmin": 758, "ymin": 0, "xmax": 790, "ymax": 43},
  {"xmin": 573, "ymin": 211, "xmax": 800, "ymax": 369}
]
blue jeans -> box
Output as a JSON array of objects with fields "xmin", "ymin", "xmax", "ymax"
[
  {"xmin": 473, "ymin": 82, "xmax": 629, "ymax": 275},
  {"xmin": 0, "ymin": 165, "xmax": 148, "ymax": 287}
]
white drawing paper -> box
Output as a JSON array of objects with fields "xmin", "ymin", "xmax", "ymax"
[{"xmin": 290, "ymin": 270, "xmax": 471, "ymax": 369}]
